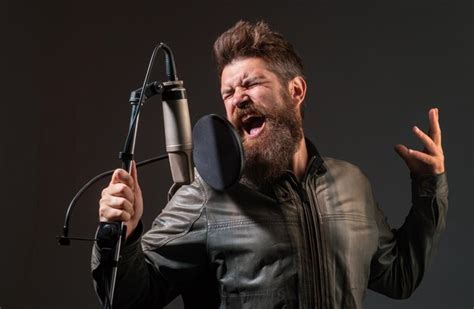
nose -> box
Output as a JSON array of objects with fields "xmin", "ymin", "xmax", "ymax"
[{"xmin": 231, "ymin": 87, "xmax": 250, "ymax": 109}]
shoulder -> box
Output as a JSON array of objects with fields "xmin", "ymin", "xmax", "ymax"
[
  {"xmin": 321, "ymin": 157, "xmax": 372, "ymax": 190},
  {"xmin": 154, "ymin": 171, "xmax": 211, "ymax": 221},
  {"xmin": 318, "ymin": 157, "xmax": 378, "ymax": 217},
  {"xmin": 141, "ymin": 173, "xmax": 209, "ymax": 249},
  {"xmin": 168, "ymin": 172, "xmax": 209, "ymax": 208},
  {"xmin": 323, "ymin": 157, "xmax": 368, "ymax": 178}
]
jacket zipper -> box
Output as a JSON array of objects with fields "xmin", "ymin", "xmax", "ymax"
[
  {"xmin": 306, "ymin": 182, "xmax": 327, "ymax": 307},
  {"xmin": 296, "ymin": 184, "xmax": 322, "ymax": 308}
]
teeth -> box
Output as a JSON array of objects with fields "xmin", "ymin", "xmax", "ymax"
[{"xmin": 242, "ymin": 115, "xmax": 255, "ymax": 123}]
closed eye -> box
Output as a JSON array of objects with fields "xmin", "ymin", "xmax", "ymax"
[
  {"xmin": 222, "ymin": 92, "xmax": 233, "ymax": 101},
  {"xmin": 221, "ymin": 88, "xmax": 234, "ymax": 100},
  {"xmin": 242, "ymin": 79, "xmax": 260, "ymax": 88}
]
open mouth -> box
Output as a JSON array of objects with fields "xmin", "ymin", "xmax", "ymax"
[{"xmin": 241, "ymin": 115, "xmax": 266, "ymax": 138}]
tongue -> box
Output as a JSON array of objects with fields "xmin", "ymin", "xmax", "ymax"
[
  {"xmin": 250, "ymin": 127, "xmax": 261, "ymax": 136},
  {"xmin": 245, "ymin": 116, "xmax": 265, "ymax": 136}
]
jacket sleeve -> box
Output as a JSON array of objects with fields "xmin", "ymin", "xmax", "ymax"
[
  {"xmin": 368, "ymin": 172, "xmax": 449, "ymax": 298},
  {"xmin": 91, "ymin": 178, "xmax": 209, "ymax": 308}
]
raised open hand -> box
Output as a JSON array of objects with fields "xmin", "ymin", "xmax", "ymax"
[{"xmin": 394, "ymin": 108, "xmax": 445, "ymax": 175}]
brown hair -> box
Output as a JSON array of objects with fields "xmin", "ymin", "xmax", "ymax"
[{"xmin": 213, "ymin": 20, "xmax": 305, "ymax": 84}]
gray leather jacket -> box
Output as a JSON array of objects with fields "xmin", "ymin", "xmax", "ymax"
[{"xmin": 91, "ymin": 143, "xmax": 449, "ymax": 308}]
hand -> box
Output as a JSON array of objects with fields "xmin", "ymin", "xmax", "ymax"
[
  {"xmin": 395, "ymin": 108, "xmax": 445, "ymax": 175},
  {"xmin": 99, "ymin": 161, "xmax": 143, "ymax": 239}
]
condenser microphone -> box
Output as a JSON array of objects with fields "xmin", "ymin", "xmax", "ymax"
[{"xmin": 162, "ymin": 80, "xmax": 194, "ymax": 186}]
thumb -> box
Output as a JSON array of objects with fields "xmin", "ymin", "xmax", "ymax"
[
  {"xmin": 394, "ymin": 144, "xmax": 412, "ymax": 167},
  {"xmin": 110, "ymin": 168, "xmax": 128, "ymax": 185},
  {"xmin": 131, "ymin": 161, "xmax": 140, "ymax": 192}
]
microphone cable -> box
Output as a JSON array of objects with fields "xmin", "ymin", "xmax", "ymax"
[
  {"xmin": 57, "ymin": 154, "xmax": 168, "ymax": 245},
  {"xmin": 120, "ymin": 43, "xmax": 177, "ymax": 172}
]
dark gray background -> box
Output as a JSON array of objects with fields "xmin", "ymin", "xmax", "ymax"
[{"xmin": 2, "ymin": 0, "xmax": 472, "ymax": 308}]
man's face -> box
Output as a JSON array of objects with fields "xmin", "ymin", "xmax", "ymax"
[{"xmin": 220, "ymin": 57, "xmax": 303, "ymax": 187}]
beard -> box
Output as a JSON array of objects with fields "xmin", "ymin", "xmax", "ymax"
[{"xmin": 233, "ymin": 90, "xmax": 303, "ymax": 189}]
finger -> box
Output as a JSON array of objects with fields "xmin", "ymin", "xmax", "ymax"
[
  {"xmin": 110, "ymin": 168, "xmax": 134, "ymax": 188},
  {"xmin": 428, "ymin": 108, "xmax": 442, "ymax": 146},
  {"xmin": 101, "ymin": 183, "xmax": 134, "ymax": 203},
  {"xmin": 100, "ymin": 195, "xmax": 134, "ymax": 217},
  {"xmin": 394, "ymin": 144, "xmax": 411, "ymax": 167},
  {"xmin": 131, "ymin": 161, "xmax": 141, "ymax": 193},
  {"xmin": 412, "ymin": 126, "xmax": 439, "ymax": 154},
  {"xmin": 406, "ymin": 149, "xmax": 436, "ymax": 166},
  {"xmin": 394, "ymin": 144, "xmax": 409, "ymax": 160},
  {"xmin": 101, "ymin": 195, "xmax": 134, "ymax": 216},
  {"xmin": 99, "ymin": 206, "xmax": 132, "ymax": 222}
]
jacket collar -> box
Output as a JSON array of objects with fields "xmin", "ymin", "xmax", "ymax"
[
  {"xmin": 304, "ymin": 138, "xmax": 326, "ymax": 179},
  {"xmin": 276, "ymin": 138, "xmax": 326, "ymax": 191},
  {"xmin": 267, "ymin": 138, "xmax": 326, "ymax": 202}
]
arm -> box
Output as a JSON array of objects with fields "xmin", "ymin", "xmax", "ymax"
[
  {"xmin": 91, "ymin": 164, "xmax": 209, "ymax": 308},
  {"xmin": 368, "ymin": 108, "xmax": 449, "ymax": 298},
  {"xmin": 368, "ymin": 172, "xmax": 448, "ymax": 298}
]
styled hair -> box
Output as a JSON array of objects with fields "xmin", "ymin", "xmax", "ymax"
[{"xmin": 213, "ymin": 20, "xmax": 305, "ymax": 84}]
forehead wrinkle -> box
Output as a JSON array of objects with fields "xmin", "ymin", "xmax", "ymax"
[{"xmin": 221, "ymin": 71, "xmax": 249, "ymax": 93}]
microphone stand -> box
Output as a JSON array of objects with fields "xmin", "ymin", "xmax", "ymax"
[
  {"xmin": 95, "ymin": 43, "xmax": 179, "ymax": 309},
  {"xmin": 97, "ymin": 83, "xmax": 165, "ymax": 309}
]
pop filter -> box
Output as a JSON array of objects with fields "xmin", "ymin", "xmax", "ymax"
[{"xmin": 192, "ymin": 114, "xmax": 244, "ymax": 191}]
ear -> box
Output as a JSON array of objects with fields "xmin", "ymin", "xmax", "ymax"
[{"xmin": 288, "ymin": 76, "xmax": 307, "ymax": 108}]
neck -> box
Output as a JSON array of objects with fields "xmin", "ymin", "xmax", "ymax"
[{"xmin": 292, "ymin": 137, "xmax": 308, "ymax": 180}]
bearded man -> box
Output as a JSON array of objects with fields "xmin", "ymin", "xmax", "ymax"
[{"xmin": 92, "ymin": 21, "xmax": 448, "ymax": 308}]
